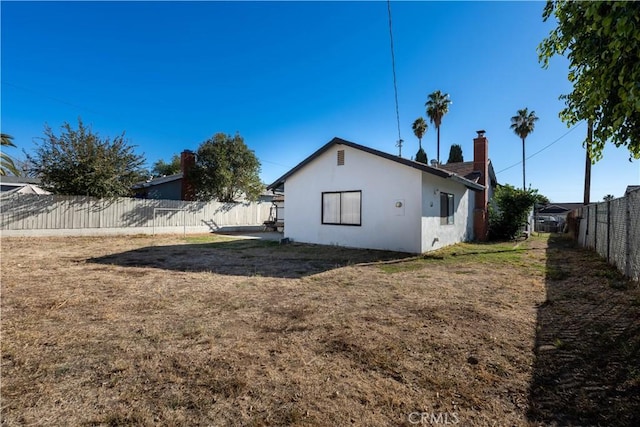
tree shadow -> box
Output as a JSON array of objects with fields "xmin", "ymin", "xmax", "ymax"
[
  {"xmin": 88, "ymin": 239, "xmax": 414, "ymax": 278},
  {"xmin": 528, "ymin": 234, "xmax": 640, "ymax": 426}
]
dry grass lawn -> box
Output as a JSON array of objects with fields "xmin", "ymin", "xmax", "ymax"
[{"xmin": 1, "ymin": 233, "xmax": 638, "ymax": 426}]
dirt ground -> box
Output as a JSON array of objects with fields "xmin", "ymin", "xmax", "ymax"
[{"xmin": 1, "ymin": 233, "xmax": 638, "ymax": 426}]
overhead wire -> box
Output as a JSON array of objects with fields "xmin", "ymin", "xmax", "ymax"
[
  {"xmin": 495, "ymin": 122, "xmax": 583, "ymax": 174},
  {"xmin": 387, "ymin": 0, "xmax": 403, "ymax": 157}
]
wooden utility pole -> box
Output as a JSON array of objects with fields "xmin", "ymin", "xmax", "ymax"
[{"xmin": 583, "ymin": 120, "xmax": 593, "ymax": 205}]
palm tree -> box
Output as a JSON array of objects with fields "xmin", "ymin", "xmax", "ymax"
[
  {"xmin": 1, "ymin": 133, "xmax": 20, "ymax": 176},
  {"xmin": 425, "ymin": 90, "xmax": 452, "ymax": 164},
  {"xmin": 412, "ymin": 117, "xmax": 427, "ymax": 149},
  {"xmin": 510, "ymin": 108, "xmax": 539, "ymax": 190},
  {"xmin": 412, "ymin": 117, "xmax": 428, "ymax": 164}
]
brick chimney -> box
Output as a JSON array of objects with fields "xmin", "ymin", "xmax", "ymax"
[
  {"xmin": 473, "ymin": 130, "xmax": 489, "ymax": 241},
  {"xmin": 180, "ymin": 150, "xmax": 196, "ymax": 201}
]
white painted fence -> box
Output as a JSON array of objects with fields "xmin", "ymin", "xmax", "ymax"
[
  {"xmin": 576, "ymin": 188, "xmax": 640, "ymax": 282},
  {"xmin": 0, "ymin": 194, "xmax": 272, "ymax": 237}
]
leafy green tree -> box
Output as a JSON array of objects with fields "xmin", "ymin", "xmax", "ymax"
[
  {"xmin": 189, "ymin": 132, "xmax": 262, "ymax": 202},
  {"xmin": 510, "ymin": 108, "xmax": 539, "ymax": 190},
  {"xmin": 539, "ymin": 1, "xmax": 640, "ymax": 161},
  {"xmin": 27, "ymin": 118, "xmax": 146, "ymax": 197},
  {"xmin": 425, "ymin": 90, "xmax": 451, "ymax": 163},
  {"xmin": 415, "ymin": 147, "xmax": 428, "ymax": 164},
  {"xmin": 446, "ymin": 144, "xmax": 463, "ymax": 163},
  {"xmin": 412, "ymin": 117, "xmax": 428, "ymax": 164},
  {"xmin": 534, "ymin": 193, "xmax": 550, "ymax": 206},
  {"xmin": 1, "ymin": 133, "xmax": 21, "ymax": 176},
  {"xmin": 489, "ymin": 184, "xmax": 539, "ymax": 240},
  {"xmin": 152, "ymin": 154, "xmax": 181, "ymax": 177},
  {"xmin": 603, "ymin": 194, "xmax": 615, "ymax": 201}
]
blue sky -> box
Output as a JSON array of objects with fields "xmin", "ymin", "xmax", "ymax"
[{"xmin": 2, "ymin": 1, "xmax": 638, "ymax": 202}]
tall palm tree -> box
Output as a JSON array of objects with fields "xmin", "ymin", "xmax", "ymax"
[
  {"xmin": 1, "ymin": 133, "xmax": 20, "ymax": 176},
  {"xmin": 412, "ymin": 117, "xmax": 427, "ymax": 149},
  {"xmin": 510, "ymin": 108, "xmax": 539, "ymax": 190},
  {"xmin": 425, "ymin": 90, "xmax": 452, "ymax": 163}
]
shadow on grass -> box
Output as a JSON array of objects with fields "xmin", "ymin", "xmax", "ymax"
[
  {"xmin": 528, "ymin": 234, "xmax": 640, "ymax": 426},
  {"xmin": 88, "ymin": 239, "xmax": 413, "ymax": 278}
]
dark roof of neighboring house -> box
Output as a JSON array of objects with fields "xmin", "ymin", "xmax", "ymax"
[
  {"xmin": 538, "ymin": 202, "xmax": 584, "ymax": 214},
  {"xmin": 438, "ymin": 161, "xmax": 498, "ymax": 187},
  {"xmin": 626, "ymin": 185, "xmax": 640, "ymax": 195},
  {"xmin": 267, "ymin": 137, "xmax": 485, "ymax": 192},
  {"xmin": 0, "ymin": 175, "xmax": 42, "ymax": 185},
  {"xmin": 132, "ymin": 173, "xmax": 183, "ymax": 189}
]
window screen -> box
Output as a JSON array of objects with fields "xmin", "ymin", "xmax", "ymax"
[
  {"xmin": 322, "ymin": 191, "xmax": 361, "ymax": 225},
  {"xmin": 440, "ymin": 192, "xmax": 454, "ymax": 225}
]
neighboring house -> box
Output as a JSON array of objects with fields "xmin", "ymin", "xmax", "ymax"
[
  {"xmin": 438, "ymin": 160, "xmax": 497, "ymax": 202},
  {"xmin": 267, "ymin": 131, "xmax": 496, "ymax": 253},
  {"xmin": 535, "ymin": 202, "xmax": 583, "ymax": 232},
  {"xmin": 133, "ymin": 150, "xmax": 274, "ymax": 205},
  {"xmin": 0, "ymin": 176, "xmax": 50, "ymax": 194},
  {"xmin": 133, "ymin": 150, "xmax": 196, "ymax": 200}
]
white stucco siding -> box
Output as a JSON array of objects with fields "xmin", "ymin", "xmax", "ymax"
[
  {"xmin": 420, "ymin": 173, "xmax": 475, "ymax": 252},
  {"xmin": 284, "ymin": 145, "xmax": 423, "ymax": 253}
]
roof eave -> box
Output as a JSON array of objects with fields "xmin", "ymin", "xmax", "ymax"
[
  {"xmin": 265, "ymin": 137, "xmax": 485, "ymax": 192},
  {"xmin": 448, "ymin": 173, "xmax": 485, "ymax": 191}
]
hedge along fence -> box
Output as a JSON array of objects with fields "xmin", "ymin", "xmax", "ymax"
[
  {"xmin": 0, "ymin": 194, "xmax": 272, "ymax": 236},
  {"xmin": 575, "ymin": 188, "xmax": 640, "ymax": 282}
]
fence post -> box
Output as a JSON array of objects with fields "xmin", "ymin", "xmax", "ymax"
[
  {"xmin": 594, "ymin": 204, "xmax": 597, "ymax": 251},
  {"xmin": 607, "ymin": 200, "xmax": 611, "ymax": 263},
  {"xmin": 585, "ymin": 205, "xmax": 589, "ymax": 242},
  {"xmin": 626, "ymin": 195, "xmax": 631, "ymax": 278}
]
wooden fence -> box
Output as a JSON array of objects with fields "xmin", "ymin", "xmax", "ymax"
[{"xmin": 0, "ymin": 194, "xmax": 273, "ymax": 236}]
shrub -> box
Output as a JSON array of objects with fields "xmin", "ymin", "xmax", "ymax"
[{"xmin": 489, "ymin": 184, "xmax": 538, "ymax": 240}]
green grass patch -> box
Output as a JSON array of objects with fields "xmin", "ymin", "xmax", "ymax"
[
  {"xmin": 378, "ymin": 240, "xmax": 541, "ymax": 273},
  {"xmin": 423, "ymin": 241, "xmax": 534, "ymax": 269},
  {"xmin": 378, "ymin": 261, "xmax": 425, "ymax": 274}
]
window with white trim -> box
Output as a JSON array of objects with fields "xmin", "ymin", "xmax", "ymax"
[
  {"xmin": 322, "ymin": 191, "xmax": 361, "ymax": 226},
  {"xmin": 440, "ymin": 192, "xmax": 454, "ymax": 225}
]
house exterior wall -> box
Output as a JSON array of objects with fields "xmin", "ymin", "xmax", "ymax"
[
  {"xmin": 284, "ymin": 145, "xmax": 423, "ymax": 253},
  {"xmin": 143, "ymin": 180, "xmax": 182, "ymax": 200},
  {"xmin": 420, "ymin": 174, "xmax": 475, "ymax": 252}
]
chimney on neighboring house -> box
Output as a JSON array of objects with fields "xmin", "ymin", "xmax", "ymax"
[
  {"xmin": 180, "ymin": 150, "xmax": 196, "ymax": 201},
  {"xmin": 473, "ymin": 130, "xmax": 489, "ymax": 241}
]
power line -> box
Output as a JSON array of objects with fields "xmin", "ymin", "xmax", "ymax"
[
  {"xmin": 495, "ymin": 122, "xmax": 583, "ymax": 175},
  {"xmin": 387, "ymin": 0, "xmax": 403, "ymax": 157}
]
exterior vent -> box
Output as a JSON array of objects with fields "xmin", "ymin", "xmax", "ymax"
[{"xmin": 337, "ymin": 149, "xmax": 345, "ymax": 166}]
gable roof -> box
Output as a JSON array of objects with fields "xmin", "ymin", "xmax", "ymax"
[
  {"xmin": 0, "ymin": 175, "xmax": 42, "ymax": 185},
  {"xmin": 267, "ymin": 137, "xmax": 484, "ymax": 192},
  {"xmin": 538, "ymin": 202, "xmax": 584, "ymax": 214},
  {"xmin": 132, "ymin": 173, "xmax": 183, "ymax": 189},
  {"xmin": 439, "ymin": 161, "xmax": 498, "ymax": 187}
]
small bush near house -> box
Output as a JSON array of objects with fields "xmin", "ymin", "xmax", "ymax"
[{"xmin": 489, "ymin": 184, "xmax": 538, "ymax": 240}]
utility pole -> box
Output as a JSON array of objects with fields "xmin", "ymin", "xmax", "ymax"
[{"xmin": 583, "ymin": 120, "xmax": 593, "ymax": 205}]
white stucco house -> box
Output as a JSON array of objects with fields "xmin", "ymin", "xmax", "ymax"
[{"xmin": 267, "ymin": 131, "xmax": 496, "ymax": 253}]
